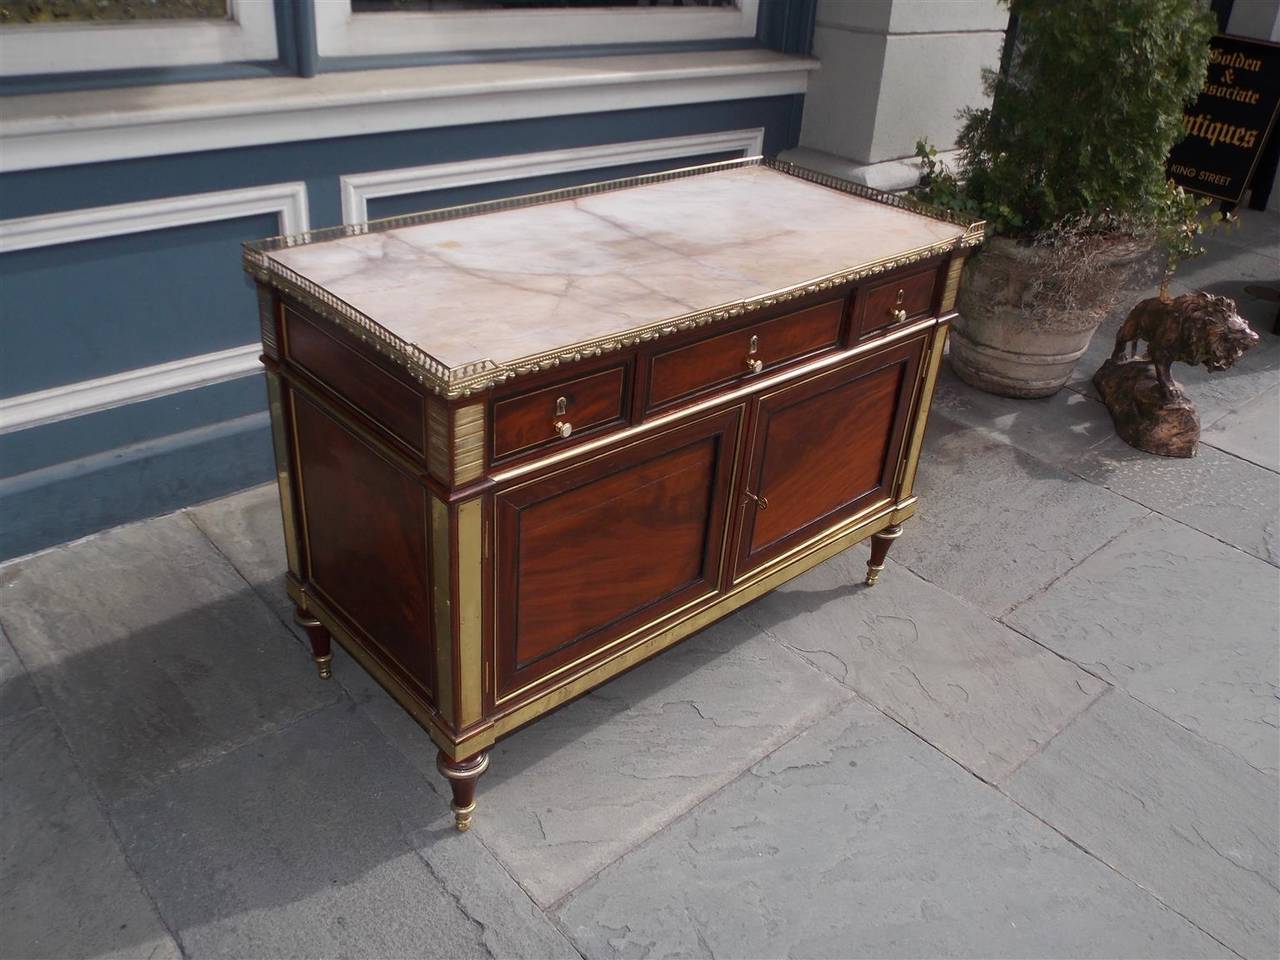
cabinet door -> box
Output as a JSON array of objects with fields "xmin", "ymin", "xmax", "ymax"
[
  {"xmin": 734, "ymin": 336, "xmax": 925, "ymax": 578},
  {"xmin": 494, "ymin": 406, "xmax": 742, "ymax": 702}
]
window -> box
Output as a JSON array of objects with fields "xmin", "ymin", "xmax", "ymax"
[
  {"xmin": 0, "ymin": 0, "xmax": 277, "ymax": 75},
  {"xmin": 315, "ymin": 0, "xmax": 757, "ymax": 57}
]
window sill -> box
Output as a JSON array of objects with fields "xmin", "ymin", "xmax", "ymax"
[{"xmin": 0, "ymin": 49, "xmax": 817, "ymax": 173}]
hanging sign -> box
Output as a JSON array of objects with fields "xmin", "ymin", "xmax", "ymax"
[{"xmin": 1167, "ymin": 34, "xmax": 1280, "ymax": 203}]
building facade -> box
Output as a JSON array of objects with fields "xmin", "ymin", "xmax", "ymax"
[{"xmin": 2, "ymin": 0, "xmax": 1273, "ymax": 561}]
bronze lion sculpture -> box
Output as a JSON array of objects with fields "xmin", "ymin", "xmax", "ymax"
[{"xmin": 1110, "ymin": 291, "xmax": 1260, "ymax": 397}]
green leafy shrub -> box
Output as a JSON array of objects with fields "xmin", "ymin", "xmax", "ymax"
[{"xmin": 916, "ymin": 0, "xmax": 1219, "ymax": 269}]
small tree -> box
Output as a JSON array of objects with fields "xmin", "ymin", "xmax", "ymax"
[{"xmin": 917, "ymin": 0, "xmax": 1217, "ymax": 271}]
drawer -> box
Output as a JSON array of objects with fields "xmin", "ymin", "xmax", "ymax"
[
  {"xmin": 283, "ymin": 305, "xmax": 425, "ymax": 453},
  {"xmin": 645, "ymin": 299, "xmax": 844, "ymax": 411},
  {"xmin": 855, "ymin": 266, "xmax": 940, "ymax": 339},
  {"xmin": 492, "ymin": 364, "xmax": 628, "ymax": 461}
]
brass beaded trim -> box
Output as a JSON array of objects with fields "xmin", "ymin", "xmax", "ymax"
[{"xmin": 244, "ymin": 157, "xmax": 985, "ymax": 399}]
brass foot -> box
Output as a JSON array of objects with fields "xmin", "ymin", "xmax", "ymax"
[
  {"xmin": 436, "ymin": 751, "xmax": 490, "ymax": 833},
  {"xmin": 294, "ymin": 606, "xmax": 333, "ymax": 680},
  {"xmin": 451, "ymin": 800, "xmax": 476, "ymax": 832},
  {"xmin": 864, "ymin": 523, "xmax": 903, "ymax": 587}
]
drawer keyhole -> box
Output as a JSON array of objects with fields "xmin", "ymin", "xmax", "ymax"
[
  {"xmin": 744, "ymin": 334, "xmax": 763, "ymax": 374},
  {"xmin": 553, "ymin": 396, "xmax": 572, "ymax": 438}
]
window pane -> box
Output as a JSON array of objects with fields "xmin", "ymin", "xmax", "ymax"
[
  {"xmin": 0, "ymin": 0, "xmax": 229, "ymax": 24},
  {"xmin": 350, "ymin": 1, "xmax": 735, "ymax": 11}
]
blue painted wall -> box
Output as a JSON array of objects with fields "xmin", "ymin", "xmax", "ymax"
[{"xmin": 0, "ymin": 95, "xmax": 806, "ymax": 560}]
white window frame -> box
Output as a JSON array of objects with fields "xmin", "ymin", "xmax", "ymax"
[
  {"xmin": 314, "ymin": 0, "xmax": 758, "ymax": 58},
  {"xmin": 0, "ymin": 0, "xmax": 278, "ymax": 77}
]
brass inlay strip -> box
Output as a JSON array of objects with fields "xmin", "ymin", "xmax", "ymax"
[
  {"xmin": 452, "ymin": 404, "xmax": 486, "ymax": 484},
  {"xmin": 456, "ymin": 497, "xmax": 484, "ymax": 727},
  {"xmin": 426, "ymin": 398, "xmax": 449, "ymax": 483},
  {"xmin": 430, "ymin": 495, "xmax": 455, "ymax": 722},
  {"xmin": 899, "ymin": 324, "xmax": 950, "ymax": 501},
  {"xmin": 244, "ymin": 157, "xmax": 985, "ymax": 399},
  {"xmin": 939, "ymin": 255, "xmax": 965, "ymax": 314},
  {"xmin": 265, "ymin": 371, "xmax": 301, "ymax": 578}
]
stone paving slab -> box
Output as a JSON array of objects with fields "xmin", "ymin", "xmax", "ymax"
[
  {"xmin": 1007, "ymin": 689, "xmax": 1279, "ymax": 959},
  {"xmin": 473, "ymin": 612, "xmax": 853, "ymax": 907},
  {"xmin": 934, "ymin": 363, "xmax": 1120, "ymax": 469},
  {"xmin": 1006, "ymin": 513, "xmax": 1280, "ymax": 775},
  {"xmin": 111, "ymin": 700, "xmax": 574, "ymax": 960},
  {"xmin": 900, "ymin": 412, "xmax": 1149, "ymax": 614},
  {"xmin": 0, "ymin": 623, "xmax": 39, "ymax": 725},
  {"xmin": 188, "ymin": 484, "xmax": 451, "ymax": 790},
  {"xmin": 1202, "ymin": 385, "xmax": 1280, "ymax": 473},
  {"xmin": 556, "ymin": 698, "xmax": 1226, "ymax": 960},
  {"xmin": 0, "ymin": 709, "xmax": 181, "ymax": 960},
  {"xmin": 1072, "ymin": 434, "xmax": 1280, "ymax": 567},
  {"xmin": 188, "ymin": 482, "xmax": 301, "ymax": 632},
  {"xmin": 741, "ymin": 547, "xmax": 1106, "ymax": 784},
  {"xmin": 0, "ymin": 512, "xmax": 343, "ymax": 803}
]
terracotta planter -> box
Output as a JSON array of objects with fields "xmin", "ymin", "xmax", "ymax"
[{"xmin": 950, "ymin": 236, "xmax": 1151, "ymax": 398}]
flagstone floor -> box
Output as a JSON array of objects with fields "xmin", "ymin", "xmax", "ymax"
[{"xmin": 2, "ymin": 213, "xmax": 1277, "ymax": 959}]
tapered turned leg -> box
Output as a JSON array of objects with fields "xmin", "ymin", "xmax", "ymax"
[
  {"xmin": 436, "ymin": 750, "xmax": 489, "ymax": 832},
  {"xmin": 864, "ymin": 524, "xmax": 903, "ymax": 586},
  {"xmin": 293, "ymin": 606, "xmax": 333, "ymax": 679}
]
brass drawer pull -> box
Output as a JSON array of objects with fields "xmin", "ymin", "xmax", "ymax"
[
  {"xmin": 891, "ymin": 307, "xmax": 907, "ymax": 323},
  {"xmin": 744, "ymin": 490, "xmax": 768, "ymax": 510}
]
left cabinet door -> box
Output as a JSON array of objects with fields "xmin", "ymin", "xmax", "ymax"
[{"xmin": 494, "ymin": 406, "xmax": 743, "ymax": 703}]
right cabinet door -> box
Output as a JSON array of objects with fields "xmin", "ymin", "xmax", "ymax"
[{"xmin": 734, "ymin": 335, "xmax": 926, "ymax": 578}]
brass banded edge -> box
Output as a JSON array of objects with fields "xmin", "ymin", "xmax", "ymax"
[
  {"xmin": 456, "ymin": 498, "xmax": 484, "ymax": 728},
  {"xmin": 245, "ymin": 155, "xmax": 984, "ymax": 400},
  {"xmin": 939, "ymin": 255, "xmax": 966, "ymax": 314},
  {"xmin": 429, "ymin": 495, "xmax": 455, "ymax": 724},
  {"xmin": 265, "ymin": 372, "xmax": 302, "ymax": 578},
  {"xmin": 899, "ymin": 325, "xmax": 950, "ymax": 500}
]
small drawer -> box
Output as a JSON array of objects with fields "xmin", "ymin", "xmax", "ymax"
[
  {"xmin": 646, "ymin": 299, "xmax": 844, "ymax": 411},
  {"xmin": 492, "ymin": 365, "xmax": 628, "ymax": 461},
  {"xmin": 855, "ymin": 266, "xmax": 939, "ymax": 339}
]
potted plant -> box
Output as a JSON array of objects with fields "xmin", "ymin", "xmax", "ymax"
[{"xmin": 915, "ymin": 0, "xmax": 1218, "ymax": 397}]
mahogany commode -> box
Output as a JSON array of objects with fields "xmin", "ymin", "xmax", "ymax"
[{"xmin": 243, "ymin": 158, "xmax": 984, "ymax": 831}]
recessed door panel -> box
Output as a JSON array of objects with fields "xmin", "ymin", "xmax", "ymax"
[
  {"xmin": 495, "ymin": 407, "xmax": 742, "ymax": 701},
  {"xmin": 735, "ymin": 337, "xmax": 925, "ymax": 577}
]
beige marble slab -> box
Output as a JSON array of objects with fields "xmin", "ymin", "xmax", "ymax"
[{"xmin": 270, "ymin": 165, "xmax": 966, "ymax": 371}]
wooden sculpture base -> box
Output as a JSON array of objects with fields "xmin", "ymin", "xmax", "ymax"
[{"xmin": 1093, "ymin": 358, "xmax": 1200, "ymax": 458}]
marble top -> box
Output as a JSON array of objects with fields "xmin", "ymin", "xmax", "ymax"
[{"xmin": 266, "ymin": 164, "xmax": 970, "ymax": 376}]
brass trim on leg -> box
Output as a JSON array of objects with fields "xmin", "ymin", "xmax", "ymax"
[
  {"xmin": 456, "ymin": 498, "xmax": 484, "ymax": 728},
  {"xmin": 266, "ymin": 372, "xmax": 302, "ymax": 578},
  {"xmin": 429, "ymin": 496, "xmax": 455, "ymax": 723},
  {"xmin": 898, "ymin": 324, "xmax": 950, "ymax": 500},
  {"xmin": 313, "ymin": 654, "xmax": 333, "ymax": 680}
]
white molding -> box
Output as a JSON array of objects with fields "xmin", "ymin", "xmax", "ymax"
[
  {"xmin": 0, "ymin": 181, "xmax": 309, "ymax": 253},
  {"xmin": 0, "ymin": 344, "xmax": 262, "ymax": 436},
  {"xmin": 0, "ymin": 0, "xmax": 277, "ymax": 77},
  {"xmin": 0, "ymin": 50, "xmax": 817, "ymax": 173},
  {"xmin": 315, "ymin": 0, "xmax": 757, "ymax": 57},
  {"xmin": 0, "ymin": 180, "xmax": 308, "ymax": 432},
  {"xmin": 340, "ymin": 127, "xmax": 766, "ymax": 224}
]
